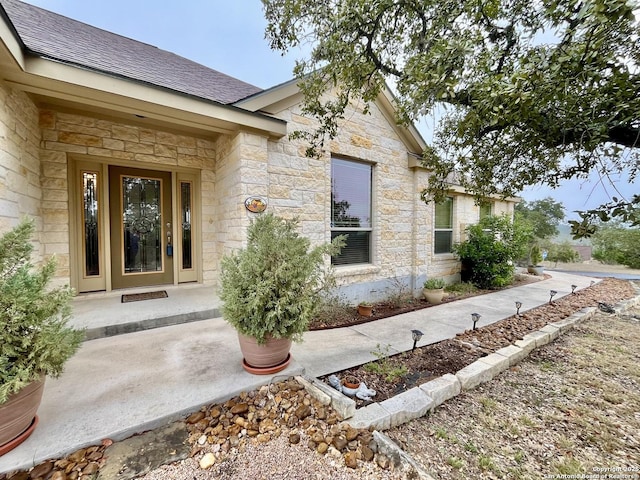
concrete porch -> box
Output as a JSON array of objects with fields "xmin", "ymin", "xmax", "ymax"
[{"xmin": 71, "ymin": 284, "xmax": 222, "ymax": 340}]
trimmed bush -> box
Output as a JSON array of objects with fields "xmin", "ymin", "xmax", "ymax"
[
  {"xmin": 1, "ymin": 219, "xmax": 83, "ymax": 403},
  {"xmin": 220, "ymin": 214, "xmax": 343, "ymax": 344}
]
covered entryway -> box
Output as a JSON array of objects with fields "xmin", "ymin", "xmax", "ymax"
[{"xmin": 71, "ymin": 160, "xmax": 200, "ymax": 293}]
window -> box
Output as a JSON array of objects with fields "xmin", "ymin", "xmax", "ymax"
[
  {"xmin": 434, "ymin": 196, "xmax": 454, "ymax": 254},
  {"xmin": 81, "ymin": 171, "xmax": 100, "ymax": 277},
  {"xmin": 331, "ymin": 158, "xmax": 372, "ymax": 265},
  {"xmin": 479, "ymin": 202, "xmax": 493, "ymax": 220}
]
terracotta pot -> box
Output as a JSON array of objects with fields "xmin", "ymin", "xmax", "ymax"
[
  {"xmin": 423, "ymin": 288, "xmax": 445, "ymax": 304},
  {"xmin": 357, "ymin": 305, "xmax": 373, "ymax": 317},
  {"xmin": 342, "ymin": 375, "xmax": 360, "ymax": 389},
  {"xmin": 237, "ymin": 333, "xmax": 292, "ymax": 374},
  {"xmin": 0, "ymin": 375, "xmax": 45, "ymax": 453}
]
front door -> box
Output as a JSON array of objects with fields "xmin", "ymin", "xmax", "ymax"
[{"xmin": 109, "ymin": 166, "xmax": 173, "ymax": 289}]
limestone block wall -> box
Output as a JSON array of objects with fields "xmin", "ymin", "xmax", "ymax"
[
  {"xmin": 266, "ymin": 97, "xmax": 432, "ymax": 302},
  {"xmin": 0, "ymin": 82, "xmax": 43, "ymax": 257},
  {"xmin": 259, "ymin": 93, "xmax": 517, "ymax": 300},
  {"xmin": 212, "ymin": 131, "xmax": 270, "ymax": 274}
]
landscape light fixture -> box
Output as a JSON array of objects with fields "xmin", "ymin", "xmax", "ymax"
[
  {"xmin": 411, "ymin": 329, "xmax": 424, "ymax": 351},
  {"xmin": 549, "ymin": 290, "xmax": 557, "ymax": 303},
  {"xmin": 471, "ymin": 313, "xmax": 481, "ymax": 330},
  {"xmin": 571, "ymin": 284, "xmax": 577, "ymax": 294},
  {"xmin": 515, "ymin": 301, "xmax": 522, "ymax": 316}
]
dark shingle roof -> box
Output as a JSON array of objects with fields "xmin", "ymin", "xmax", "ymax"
[{"xmin": 0, "ymin": 0, "xmax": 264, "ymax": 104}]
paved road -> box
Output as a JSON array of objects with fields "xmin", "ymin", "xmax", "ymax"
[{"xmin": 549, "ymin": 269, "xmax": 640, "ymax": 280}]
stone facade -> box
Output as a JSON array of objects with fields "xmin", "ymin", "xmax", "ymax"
[
  {"xmin": 255, "ymin": 95, "xmax": 516, "ymax": 302},
  {"xmin": 0, "ymin": 83, "xmax": 42, "ymax": 239},
  {"xmin": 0, "ymin": 75, "xmax": 515, "ymax": 296}
]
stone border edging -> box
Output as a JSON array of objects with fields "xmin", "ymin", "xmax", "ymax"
[
  {"xmin": 298, "ymin": 292, "xmax": 640, "ymax": 477},
  {"xmin": 342, "ymin": 296, "xmax": 640, "ymax": 430}
]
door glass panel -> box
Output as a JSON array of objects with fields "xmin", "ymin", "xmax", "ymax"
[
  {"xmin": 180, "ymin": 182, "xmax": 193, "ymax": 270},
  {"xmin": 122, "ymin": 176, "xmax": 162, "ymax": 274},
  {"xmin": 82, "ymin": 171, "xmax": 100, "ymax": 276}
]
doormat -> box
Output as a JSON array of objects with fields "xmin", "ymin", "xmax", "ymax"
[{"xmin": 121, "ymin": 290, "xmax": 168, "ymax": 303}]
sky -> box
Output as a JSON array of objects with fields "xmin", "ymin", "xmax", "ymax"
[{"xmin": 19, "ymin": 0, "xmax": 637, "ymax": 221}]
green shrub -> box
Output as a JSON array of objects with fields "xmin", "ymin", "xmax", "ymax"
[
  {"xmin": 423, "ymin": 278, "xmax": 446, "ymax": 289},
  {"xmin": 445, "ymin": 282, "xmax": 478, "ymax": 295},
  {"xmin": 453, "ymin": 214, "xmax": 529, "ymax": 289},
  {"xmin": 529, "ymin": 244, "xmax": 543, "ymax": 265},
  {"xmin": 220, "ymin": 214, "xmax": 344, "ymax": 344},
  {"xmin": 592, "ymin": 225, "xmax": 640, "ymax": 269},
  {"xmin": 0, "ymin": 219, "xmax": 83, "ymax": 403},
  {"xmin": 544, "ymin": 241, "xmax": 581, "ymax": 265}
]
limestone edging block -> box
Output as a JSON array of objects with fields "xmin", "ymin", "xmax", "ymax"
[
  {"xmin": 478, "ymin": 352, "xmax": 511, "ymax": 375},
  {"xmin": 296, "ymin": 375, "xmax": 356, "ymax": 420},
  {"xmin": 522, "ymin": 330, "xmax": 551, "ymax": 347},
  {"xmin": 419, "ymin": 373, "xmax": 461, "ymax": 408},
  {"xmin": 345, "ymin": 402, "xmax": 391, "ymax": 430},
  {"xmin": 514, "ymin": 337, "xmax": 537, "ymax": 354},
  {"xmin": 494, "ymin": 345, "xmax": 527, "ymax": 367},
  {"xmin": 379, "ymin": 387, "xmax": 434, "ymax": 428},
  {"xmin": 539, "ymin": 324, "xmax": 560, "ymax": 340},
  {"xmin": 549, "ymin": 316, "xmax": 580, "ymax": 333},
  {"xmin": 456, "ymin": 359, "xmax": 496, "ymax": 391}
]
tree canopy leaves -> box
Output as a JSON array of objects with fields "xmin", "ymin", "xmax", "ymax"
[
  {"xmin": 263, "ymin": 0, "xmax": 639, "ymax": 231},
  {"xmin": 515, "ymin": 197, "xmax": 566, "ymax": 240}
]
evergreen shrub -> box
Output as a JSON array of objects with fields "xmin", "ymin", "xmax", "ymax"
[
  {"xmin": 0, "ymin": 219, "xmax": 83, "ymax": 403},
  {"xmin": 220, "ymin": 214, "xmax": 343, "ymax": 344}
]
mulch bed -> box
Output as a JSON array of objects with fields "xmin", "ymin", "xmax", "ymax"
[
  {"xmin": 309, "ymin": 274, "xmax": 545, "ymax": 330},
  {"xmin": 322, "ymin": 278, "xmax": 637, "ymax": 406}
]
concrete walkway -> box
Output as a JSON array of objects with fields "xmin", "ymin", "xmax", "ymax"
[{"xmin": 0, "ymin": 271, "xmax": 600, "ymax": 473}]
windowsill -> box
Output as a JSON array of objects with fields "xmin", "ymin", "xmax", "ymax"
[
  {"xmin": 433, "ymin": 253, "xmax": 457, "ymax": 262},
  {"xmin": 332, "ymin": 263, "xmax": 381, "ymax": 277}
]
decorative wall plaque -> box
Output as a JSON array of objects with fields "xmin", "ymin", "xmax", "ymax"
[{"xmin": 244, "ymin": 196, "xmax": 267, "ymax": 213}]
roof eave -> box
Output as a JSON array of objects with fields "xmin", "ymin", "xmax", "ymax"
[{"xmin": 0, "ymin": 6, "xmax": 286, "ymax": 139}]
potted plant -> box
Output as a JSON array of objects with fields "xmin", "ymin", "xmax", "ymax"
[
  {"xmin": 357, "ymin": 301, "xmax": 373, "ymax": 317},
  {"xmin": 220, "ymin": 214, "xmax": 343, "ymax": 374},
  {"xmin": 423, "ymin": 278, "xmax": 446, "ymax": 304},
  {"xmin": 0, "ymin": 219, "xmax": 83, "ymax": 455},
  {"xmin": 527, "ymin": 244, "xmax": 544, "ymax": 275}
]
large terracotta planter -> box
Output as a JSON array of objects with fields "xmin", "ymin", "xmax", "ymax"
[
  {"xmin": 237, "ymin": 333, "xmax": 292, "ymax": 375},
  {"xmin": 423, "ymin": 288, "xmax": 445, "ymax": 304},
  {"xmin": 0, "ymin": 375, "xmax": 45, "ymax": 455}
]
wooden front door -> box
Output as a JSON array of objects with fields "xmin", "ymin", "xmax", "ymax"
[{"xmin": 109, "ymin": 166, "xmax": 173, "ymax": 289}]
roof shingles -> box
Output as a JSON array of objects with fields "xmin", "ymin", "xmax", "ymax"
[{"xmin": 0, "ymin": 0, "xmax": 264, "ymax": 104}]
